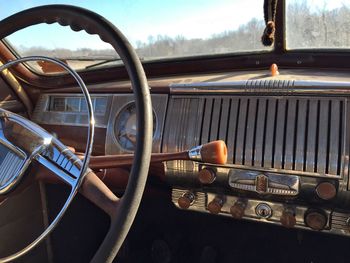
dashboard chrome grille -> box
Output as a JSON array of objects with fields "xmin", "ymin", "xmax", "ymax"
[{"xmin": 163, "ymin": 96, "xmax": 347, "ymax": 177}]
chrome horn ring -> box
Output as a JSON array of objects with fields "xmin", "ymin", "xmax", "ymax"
[{"xmin": 0, "ymin": 56, "xmax": 94, "ymax": 262}]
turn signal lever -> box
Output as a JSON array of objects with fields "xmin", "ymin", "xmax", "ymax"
[{"xmin": 88, "ymin": 140, "xmax": 228, "ymax": 170}]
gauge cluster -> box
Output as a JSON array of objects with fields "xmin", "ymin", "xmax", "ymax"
[
  {"xmin": 105, "ymin": 94, "xmax": 168, "ymax": 154},
  {"xmin": 114, "ymin": 102, "xmax": 157, "ymax": 151},
  {"xmin": 32, "ymin": 93, "xmax": 167, "ymax": 154}
]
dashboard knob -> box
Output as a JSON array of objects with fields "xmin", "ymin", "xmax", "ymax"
[
  {"xmin": 178, "ymin": 192, "xmax": 195, "ymax": 209},
  {"xmin": 270, "ymin": 63, "xmax": 279, "ymax": 76},
  {"xmin": 305, "ymin": 209, "xmax": 327, "ymax": 231},
  {"xmin": 207, "ymin": 197, "xmax": 224, "ymax": 214},
  {"xmin": 280, "ymin": 208, "xmax": 296, "ymax": 228},
  {"xmin": 230, "ymin": 200, "xmax": 246, "ymax": 219},
  {"xmin": 198, "ymin": 168, "xmax": 216, "ymax": 184},
  {"xmin": 316, "ymin": 182, "xmax": 337, "ymax": 200}
]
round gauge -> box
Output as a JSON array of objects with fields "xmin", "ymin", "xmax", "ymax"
[{"xmin": 114, "ymin": 102, "xmax": 157, "ymax": 151}]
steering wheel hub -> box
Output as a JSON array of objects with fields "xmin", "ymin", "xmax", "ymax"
[{"xmin": 0, "ymin": 108, "xmax": 52, "ymax": 194}]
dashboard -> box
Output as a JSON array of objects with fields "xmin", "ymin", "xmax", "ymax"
[{"xmin": 31, "ymin": 78, "xmax": 350, "ymax": 238}]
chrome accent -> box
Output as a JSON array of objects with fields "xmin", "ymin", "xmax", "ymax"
[
  {"xmin": 0, "ymin": 109, "xmax": 52, "ymax": 194},
  {"xmin": 163, "ymin": 96, "xmax": 347, "ymax": 179},
  {"xmin": 255, "ymin": 203, "xmax": 272, "ymax": 218},
  {"xmin": 172, "ymin": 189, "xmax": 333, "ymax": 233},
  {"xmin": 0, "ymin": 151, "xmax": 25, "ymax": 187},
  {"xmin": 165, "ymin": 160, "xmax": 200, "ymax": 187},
  {"xmin": 170, "ymin": 80, "xmax": 350, "ymax": 96},
  {"xmin": 32, "ymin": 94, "xmax": 111, "ymax": 128},
  {"xmin": 36, "ymin": 155, "xmax": 77, "ymax": 186},
  {"xmin": 182, "ymin": 191, "xmax": 195, "ymax": 204},
  {"xmin": 327, "ymin": 212, "xmax": 350, "ymax": 236},
  {"xmin": 172, "ymin": 188, "xmax": 207, "ymax": 211},
  {"xmin": 188, "ymin": 145, "xmax": 202, "ymax": 162},
  {"xmin": 0, "ymin": 56, "xmax": 94, "ymax": 263},
  {"xmin": 105, "ymin": 94, "xmax": 167, "ymax": 154},
  {"xmin": 228, "ymin": 169, "xmax": 299, "ymax": 196}
]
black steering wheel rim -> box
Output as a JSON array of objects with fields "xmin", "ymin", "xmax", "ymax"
[{"xmin": 0, "ymin": 5, "xmax": 153, "ymax": 263}]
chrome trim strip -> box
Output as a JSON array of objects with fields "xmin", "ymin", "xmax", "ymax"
[
  {"xmin": 170, "ymin": 80, "xmax": 350, "ymax": 96},
  {"xmin": 207, "ymin": 162, "xmax": 342, "ymax": 179}
]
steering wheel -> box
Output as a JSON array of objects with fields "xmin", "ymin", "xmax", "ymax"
[{"xmin": 0, "ymin": 5, "xmax": 153, "ymax": 263}]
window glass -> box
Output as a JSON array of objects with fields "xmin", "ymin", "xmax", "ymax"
[
  {"xmin": 286, "ymin": 0, "xmax": 350, "ymax": 49},
  {"xmin": 1, "ymin": 0, "xmax": 271, "ymax": 73}
]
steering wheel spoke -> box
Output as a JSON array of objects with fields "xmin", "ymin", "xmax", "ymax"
[
  {"xmin": 38, "ymin": 138, "xmax": 86, "ymax": 185},
  {"xmin": 35, "ymin": 154, "xmax": 79, "ymax": 187}
]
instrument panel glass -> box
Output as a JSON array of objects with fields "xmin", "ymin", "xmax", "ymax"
[{"xmin": 114, "ymin": 102, "xmax": 157, "ymax": 151}]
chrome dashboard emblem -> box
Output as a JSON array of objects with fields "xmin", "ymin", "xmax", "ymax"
[
  {"xmin": 255, "ymin": 174, "xmax": 268, "ymax": 194},
  {"xmin": 228, "ymin": 169, "xmax": 299, "ymax": 196}
]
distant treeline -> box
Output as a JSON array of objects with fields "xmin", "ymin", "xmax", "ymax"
[
  {"xmin": 287, "ymin": 2, "xmax": 350, "ymax": 48},
  {"xmin": 14, "ymin": 2, "xmax": 350, "ymax": 60}
]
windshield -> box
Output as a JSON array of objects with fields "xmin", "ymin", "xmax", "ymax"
[{"xmin": 1, "ymin": 0, "xmax": 270, "ymax": 74}]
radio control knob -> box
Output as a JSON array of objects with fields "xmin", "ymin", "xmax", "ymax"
[
  {"xmin": 178, "ymin": 192, "xmax": 195, "ymax": 209},
  {"xmin": 198, "ymin": 168, "xmax": 216, "ymax": 184},
  {"xmin": 305, "ymin": 209, "xmax": 327, "ymax": 231},
  {"xmin": 230, "ymin": 200, "xmax": 246, "ymax": 219},
  {"xmin": 280, "ymin": 208, "xmax": 296, "ymax": 228},
  {"xmin": 208, "ymin": 197, "xmax": 224, "ymax": 214}
]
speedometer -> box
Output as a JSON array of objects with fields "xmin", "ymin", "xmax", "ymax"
[{"xmin": 114, "ymin": 102, "xmax": 157, "ymax": 151}]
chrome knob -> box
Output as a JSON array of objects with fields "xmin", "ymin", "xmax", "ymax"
[
  {"xmin": 230, "ymin": 200, "xmax": 246, "ymax": 219},
  {"xmin": 316, "ymin": 182, "xmax": 337, "ymax": 200},
  {"xmin": 207, "ymin": 196, "xmax": 224, "ymax": 214},
  {"xmin": 178, "ymin": 191, "xmax": 195, "ymax": 209},
  {"xmin": 305, "ymin": 209, "xmax": 327, "ymax": 231},
  {"xmin": 280, "ymin": 208, "xmax": 296, "ymax": 228},
  {"xmin": 198, "ymin": 168, "xmax": 216, "ymax": 184}
]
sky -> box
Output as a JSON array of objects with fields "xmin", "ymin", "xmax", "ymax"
[
  {"xmin": 0, "ymin": 0, "xmax": 349, "ymax": 51},
  {"xmin": 0, "ymin": 0, "xmax": 265, "ymax": 50}
]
